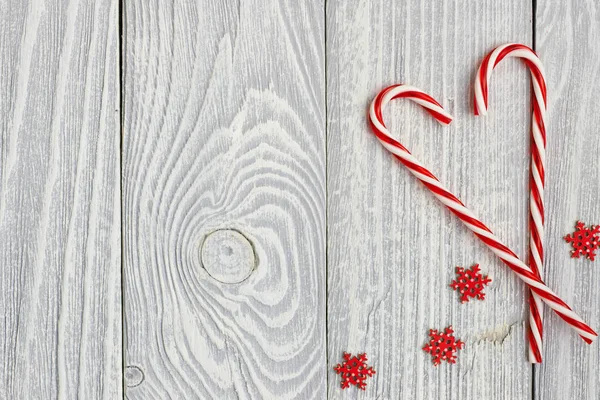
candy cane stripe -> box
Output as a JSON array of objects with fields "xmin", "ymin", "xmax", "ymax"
[
  {"xmin": 369, "ymin": 84, "xmax": 597, "ymax": 348},
  {"xmin": 474, "ymin": 43, "xmax": 549, "ymax": 363}
]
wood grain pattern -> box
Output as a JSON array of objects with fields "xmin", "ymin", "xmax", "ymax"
[
  {"xmin": 2, "ymin": 1, "xmax": 599, "ymax": 398},
  {"xmin": 122, "ymin": 1, "xmax": 326, "ymax": 398},
  {"xmin": 327, "ymin": 1, "xmax": 536, "ymax": 398},
  {"xmin": 0, "ymin": 0, "xmax": 122, "ymax": 399},
  {"xmin": 535, "ymin": 1, "xmax": 600, "ymax": 399}
]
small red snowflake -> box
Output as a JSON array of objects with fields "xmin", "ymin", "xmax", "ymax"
[
  {"xmin": 333, "ymin": 352, "xmax": 375, "ymax": 390},
  {"xmin": 449, "ymin": 264, "xmax": 492, "ymax": 303},
  {"xmin": 422, "ymin": 326, "xmax": 464, "ymax": 366},
  {"xmin": 564, "ymin": 221, "xmax": 600, "ymax": 261}
]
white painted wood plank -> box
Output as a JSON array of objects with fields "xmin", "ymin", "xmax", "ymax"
[
  {"xmin": 0, "ymin": 0, "xmax": 122, "ymax": 399},
  {"xmin": 122, "ymin": 1, "xmax": 325, "ymax": 398},
  {"xmin": 535, "ymin": 1, "xmax": 600, "ymax": 399},
  {"xmin": 327, "ymin": 1, "xmax": 535, "ymax": 399}
]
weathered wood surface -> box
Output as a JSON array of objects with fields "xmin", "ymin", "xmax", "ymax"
[
  {"xmin": 327, "ymin": 1, "xmax": 536, "ymax": 399},
  {"xmin": 0, "ymin": 0, "xmax": 122, "ymax": 399},
  {"xmin": 3, "ymin": 0, "xmax": 600, "ymax": 399},
  {"xmin": 122, "ymin": 1, "xmax": 326, "ymax": 398},
  {"xmin": 535, "ymin": 1, "xmax": 600, "ymax": 399}
]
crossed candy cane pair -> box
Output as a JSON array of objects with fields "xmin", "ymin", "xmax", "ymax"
[{"xmin": 368, "ymin": 43, "xmax": 597, "ymax": 363}]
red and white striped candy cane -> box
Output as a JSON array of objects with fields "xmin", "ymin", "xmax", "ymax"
[
  {"xmin": 368, "ymin": 84, "xmax": 597, "ymax": 344},
  {"xmin": 474, "ymin": 43, "xmax": 547, "ymax": 363}
]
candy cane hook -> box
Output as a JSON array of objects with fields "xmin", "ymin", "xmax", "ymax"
[
  {"xmin": 368, "ymin": 84, "xmax": 597, "ymax": 344},
  {"xmin": 474, "ymin": 43, "xmax": 547, "ymax": 363}
]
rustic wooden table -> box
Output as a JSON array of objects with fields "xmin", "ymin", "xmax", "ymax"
[{"xmin": 1, "ymin": 1, "xmax": 599, "ymax": 399}]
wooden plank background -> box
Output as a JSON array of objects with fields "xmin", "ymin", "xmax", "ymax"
[
  {"xmin": 122, "ymin": 1, "xmax": 326, "ymax": 398},
  {"xmin": 0, "ymin": 0, "xmax": 122, "ymax": 399},
  {"xmin": 1, "ymin": 1, "xmax": 599, "ymax": 399},
  {"xmin": 326, "ymin": 1, "xmax": 533, "ymax": 399},
  {"xmin": 535, "ymin": 0, "xmax": 600, "ymax": 399}
]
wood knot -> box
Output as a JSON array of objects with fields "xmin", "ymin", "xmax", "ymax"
[
  {"xmin": 125, "ymin": 365, "xmax": 144, "ymax": 388},
  {"xmin": 201, "ymin": 229, "xmax": 256, "ymax": 283}
]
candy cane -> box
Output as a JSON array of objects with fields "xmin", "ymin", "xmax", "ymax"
[
  {"xmin": 474, "ymin": 43, "xmax": 546, "ymax": 363},
  {"xmin": 368, "ymin": 84, "xmax": 597, "ymax": 344}
]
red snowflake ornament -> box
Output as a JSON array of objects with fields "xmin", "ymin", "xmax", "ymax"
[
  {"xmin": 422, "ymin": 326, "xmax": 464, "ymax": 366},
  {"xmin": 449, "ymin": 264, "xmax": 492, "ymax": 303},
  {"xmin": 333, "ymin": 352, "xmax": 375, "ymax": 390},
  {"xmin": 564, "ymin": 221, "xmax": 600, "ymax": 261}
]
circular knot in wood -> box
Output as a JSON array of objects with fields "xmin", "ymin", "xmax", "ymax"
[{"xmin": 201, "ymin": 229, "xmax": 255, "ymax": 283}]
